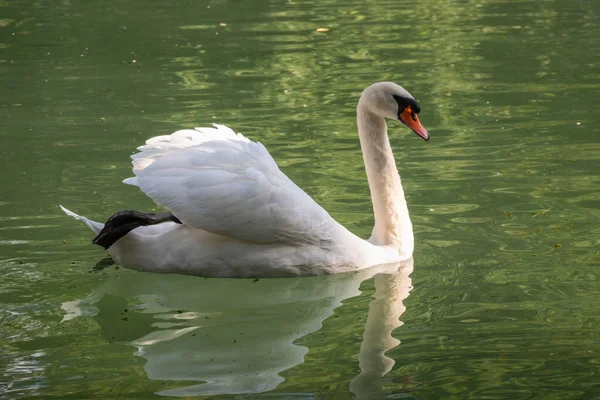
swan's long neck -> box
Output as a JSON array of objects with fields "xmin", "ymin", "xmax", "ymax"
[{"xmin": 357, "ymin": 105, "xmax": 414, "ymax": 255}]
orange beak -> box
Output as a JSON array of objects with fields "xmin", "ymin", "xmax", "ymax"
[{"xmin": 400, "ymin": 106, "xmax": 429, "ymax": 141}]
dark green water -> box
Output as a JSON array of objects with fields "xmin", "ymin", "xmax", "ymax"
[{"xmin": 1, "ymin": 0, "xmax": 599, "ymax": 398}]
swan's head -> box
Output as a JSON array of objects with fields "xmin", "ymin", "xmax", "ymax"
[{"xmin": 359, "ymin": 82, "xmax": 430, "ymax": 141}]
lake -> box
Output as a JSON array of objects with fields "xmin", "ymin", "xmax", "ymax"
[{"xmin": 1, "ymin": 0, "xmax": 599, "ymax": 398}]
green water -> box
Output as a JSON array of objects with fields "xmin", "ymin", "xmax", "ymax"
[{"xmin": 2, "ymin": 0, "xmax": 599, "ymax": 398}]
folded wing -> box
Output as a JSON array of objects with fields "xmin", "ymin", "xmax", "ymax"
[{"xmin": 125, "ymin": 125, "xmax": 336, "ymax": 245}]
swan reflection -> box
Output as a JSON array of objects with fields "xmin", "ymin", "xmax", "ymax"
[{"xmin": 62, "ymin": 259, "xmax": 413, "ymax": 397}]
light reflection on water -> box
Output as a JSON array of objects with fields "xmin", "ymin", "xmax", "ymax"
[
  {"xmin": 60, "ymin": 261, "xmax": 413, "ymax": 397},
  {"xmin": 0, "ymin": 0, "xmax": 599, "ymax": 398}
]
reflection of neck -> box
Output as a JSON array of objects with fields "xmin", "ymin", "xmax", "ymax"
[
  {"xmin": 350, "ymin": 263, "xmax": 413, "ymax": 399},
  {"xmin": 357, "ymin": 105, "xmax": 413, "ymax": 256}
]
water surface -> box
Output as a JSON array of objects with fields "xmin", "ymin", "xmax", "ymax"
[{"xmin": 1, "ymin": 0, "xmax": 599, "ymax": 398}]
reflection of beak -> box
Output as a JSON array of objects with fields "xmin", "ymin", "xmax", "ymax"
[{"xmin": 400, "ymin": 106, "xmax": 430, "ymax": 141}]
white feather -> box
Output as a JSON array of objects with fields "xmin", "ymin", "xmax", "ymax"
[
  {"xmin": 128, "ymin": 124, "xmax": 333, "ymax": 245},
  {"xmin": 60, "ymin": 205, "xmax": 104, "ymax": 235}
]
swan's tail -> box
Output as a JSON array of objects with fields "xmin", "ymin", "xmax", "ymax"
[{"xmin": 60, "ymin": 205, "xmax": 104, "ymax": 236}]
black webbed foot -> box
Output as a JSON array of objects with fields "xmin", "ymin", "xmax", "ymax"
[{"xmin": 92, "ymin": 210, "xmax": 182, "ymax": 250}]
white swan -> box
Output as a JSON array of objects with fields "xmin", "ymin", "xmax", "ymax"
[{"xmin": 61, "ymin": 82, "xmax": 429, "ymax": 277}]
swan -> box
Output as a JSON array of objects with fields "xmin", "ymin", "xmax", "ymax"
[{"xmin": 61, "ymin": 82, "xmax": 430, "ymax": 277}]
